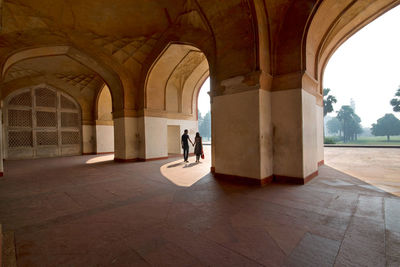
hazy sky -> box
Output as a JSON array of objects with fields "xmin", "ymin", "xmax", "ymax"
[
  {"xmin": 324, "ymin": 5, "xmax": 400, "ymax": 127},
  {"xmin": 198, "ymin": 77, "xmax": 210, "ymax": 116},
  {"xmin": 198, "ymin": 5, "xmax": 400, "ymax": 126}
]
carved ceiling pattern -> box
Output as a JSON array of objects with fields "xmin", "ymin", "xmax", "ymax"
[
  {"xmin": 171, "ymin": 51, "xmax": 206, "ymax": 90},
  {"xmin": 84, "ymin": 32, "xmax": 161, "ymax": 69},
  {"xmin": 0, "ymin": 0, "xmax": 213, "ymax": 78},
  {"xmin": 55, "ymin": 73, "xmax": 103, "ymax": 92},
  {"xmin": 175, "ymin": 0, "xmax": 208, "ymax": 31},
  {"xmin": 4, "ymin": 65, "xmax": 41, "ymax": 82},
  {"xmin": 3, "ymin": 1, "xmax": 51, "ymax": 33}
]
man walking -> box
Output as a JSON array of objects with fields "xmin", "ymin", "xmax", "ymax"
[{"xmin": 181, "ymin": 129, "xmax": 193, "ymax": 162}]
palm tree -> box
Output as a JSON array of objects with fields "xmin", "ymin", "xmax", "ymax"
[
  {"xmin": 390, "ymin": 86, "xmax": 400, "ymax": 112},
  {"xmin": 323, "ymin": 88, "xmax": 337, "ymax": 117},
  {"xmin": 337, "ymin": 105, "xmax": 362, "ymax": 143}
]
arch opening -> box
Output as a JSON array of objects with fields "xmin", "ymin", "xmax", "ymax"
[
  {"xmin": 321, "ymin": 5, "xmax": 400, "ymax": 197},
  {"xmin": 95, "ymin": 85, "xmax": 115, "ymax": 154},
  {"xmin": 145, "ymin": 43, "xmax": 211, "ymax": 185},
  {"xmin": 144, "ymin": 43, "xmax": 210, "ymax": 159}
]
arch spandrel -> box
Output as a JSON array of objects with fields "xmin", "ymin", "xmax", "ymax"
[{"xmin": 304, "ymin": 0, "xmax": 400, "ymax": 93}]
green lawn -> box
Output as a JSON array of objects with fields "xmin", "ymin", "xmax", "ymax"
[{"xmin": 327, "ymin": 136, "xmax": 400, "ymax": 146}]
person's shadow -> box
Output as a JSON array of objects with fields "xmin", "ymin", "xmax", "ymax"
[
  {"xmin": 167, "ymin": 162, "xmax": 185, "ymax": 168},
  {"xmin": 183, "ymin": 162, "xmax": 200, "ymax": 168}
]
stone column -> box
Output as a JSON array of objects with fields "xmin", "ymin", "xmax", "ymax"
[
  {"xmin": 212, "ymin": 73, "xmax": 273, "ymax": 185},
  {"xmin": 271, "ymin": 72, "xmax": 319, "ymax": 184},
  {"xmin": 95, "ymin": 120, "xmax": 114, "ymax": 154},
  {"xmin": 113, "ymin": 113, "xmax": 145, "ymax": 162},
  {"xmin": 82, "ymin": 121, "xmax": 96, "ymax": 155},
  {"xmin": 210, "ymin": 97, "xmax": 216, "ymax": 173},
  {"xmin": 143, "ymin": 116, "xmax": 168, "ymax": 160},
  {"xmin": 316, "ymin": 99, "xmax": 324, "ymax": 166},
  {"xmin": 0, "ymin": 104, "xmax": 4, "ymax": 176}
]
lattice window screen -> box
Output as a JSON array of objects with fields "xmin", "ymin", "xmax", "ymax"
[
  {"xmin": 9, "ymin": 131, "xmax": 33, "ymax": 147},
  {"xmin": 61, "ymin": 95, "xmax": 77, "ymax": 110},
  {"xmin": 8, "ymin": 110, "xmax": 32, "ymax": 127},
  {"xmin": 61, "ymin": 112, "xmax": 79, "ymax": 127},
  {"xmin": 36, "ymin": 111, "xmax": 57, "ymax": 127},
  {"xmin": 37, "ymin": 131, "xmax": 58, "ymax": 146},
  {"xmin": 35, "ymin": 88, "xmax": 57, "ymax": 107},
  {"xmin": 9, "ymin": 91, "xmax": 32, "ymax": 107},
  {"xmin": 6, "ymin": 87, "xmax": 82, "ymax": 158},
  {"xmin": 61, "ymin": 131, "xmax": 80, "ymax": 145}
]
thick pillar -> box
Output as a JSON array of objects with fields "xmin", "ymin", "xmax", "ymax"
[
  {"xmin": 82, "ymin": 123, "xmax": 96, "ymax": 155},
  {"xmin": 211, "ymin": 99, "xmax": 216, "ymax": 173},
  {"xmin": 113, "ymin": 116, "xmax": 145, "ymax": 161},
  {"xmin": 143, "ymin": 116, "xmax": 168, "ymax": 160},
  {"xmin": 212, "ymin": 74, "xmax": 273, "ymax": 185},
  {"xmin": 95, "ymin": 120, "xmax": 114, "ymax": 154},
  {"xmin": 271, "ymin": 72, "xmax": 319, "ymax": 184},
  {"xmin": 0, "ymin": 105, "xmax": 4, "ymax": 176},
  {"xmin": 316, "ymin": 103, "xmax": 324, "ymax": 166}
]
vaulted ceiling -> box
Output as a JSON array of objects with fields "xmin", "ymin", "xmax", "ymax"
[{"xmin": 0, "ymin": 0, "xmax": 398, "ymax": 114}]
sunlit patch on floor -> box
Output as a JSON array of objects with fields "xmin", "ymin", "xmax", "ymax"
[
  {"xmin": 160, "ymin": 147, "xmax": 211, "ymax": 187},
  {"xmin": 86, "ymin": 155, "xmax": 114, "ymax": 164}
]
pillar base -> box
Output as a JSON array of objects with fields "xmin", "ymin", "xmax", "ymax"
[
  {"xmin": 83, "ymin": 152, "xmax": 114, "ymax": 155},
  {"xmin": 114, "ymin": 155, "xmax": 185, "ymax": 163},
  {"xmin": 144, "ymin": 157, "xmax": 169, "ymax": 161},
  {"xmin": 212, "ymin": 171, "xmax": 319, "ymax": 186},
  {"xmin": 213, "ymin": 172, "xmax": 273, "ymax": 186},
  {"xmin": 273, "ymin": 171, "xmax": 318, "ymax": 185},
  {"xmin": 96, "ymin": 152, "xmax": 114, "ymax": 155},
  {"xmin": 114, "ymin": 158, "xmax": 143, "ymax": 163}
]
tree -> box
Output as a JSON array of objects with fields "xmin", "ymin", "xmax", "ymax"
[
  {"xmin": 390, "ymin": 86, "xmax": 400, "ymax": 112},
  {"xmin": 198, "ymin": 109, "xmax": 203, "ymax": 124},
  {"xmin": 348, "ymin": 113, "xmax": 363, "ymax": 141},
  {"xmin": 371, "ymin": 114, "xmax": 400, "ymax": 141},
  {"xmin": 199, "ymin": 110, "xmax": 211, "ymax": 140},
  {"xmin": 323, "ymin": 88, "xmax": 337, "ymax": 117},
  {"xmin": 326, "ymin": 117, "xmax": 341, "ymax": 136},
  {"xmin": 336, "ymin": 105, "xmax": 362, "ymax": 142}
]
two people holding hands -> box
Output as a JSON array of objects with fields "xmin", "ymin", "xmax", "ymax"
[{"xmin": 181, "ymin": 129, "xmax": 203, "ymax": 163}]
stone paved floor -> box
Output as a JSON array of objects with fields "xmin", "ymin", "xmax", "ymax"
[
  {"xmin": 0, "ymin": 148, "xmax": 399, "ymax": 266},
  {"xmin": 325, "ymin": 147, "xmax": 400, "ymax": 197}
]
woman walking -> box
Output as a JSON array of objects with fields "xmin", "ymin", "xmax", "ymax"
[{"xmin": 194, "ymin": 132, "xmax": 203, "ymax": 163}]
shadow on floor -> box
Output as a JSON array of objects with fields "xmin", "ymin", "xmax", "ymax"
[
  {"xmin": 183, "ymin": 162, "xmax": 201, "ymax": 168},
  {"xmin": 167, "ymin": 162, "xmax": 186, "ymax": 168}
]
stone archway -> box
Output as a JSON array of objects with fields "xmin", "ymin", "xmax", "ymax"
[
  {"xmin": 143, "ymin": 43, "xmax": 210, "ymax": 160},
  {"xmin": 1, "ymin": 46, "xmax": 125, "ymax": 113}
]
